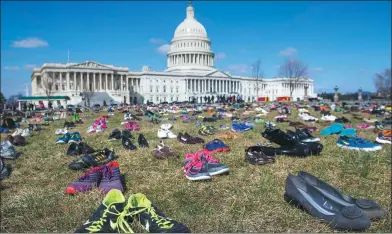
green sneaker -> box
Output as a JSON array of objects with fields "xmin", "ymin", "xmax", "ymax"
[
  {"xmin": 125, "ymin": 193, "xmax": 190, "ymax": 233},
  {"xmin": 75, "ymin": 189, "xmax": 134, "ymax": 233}
]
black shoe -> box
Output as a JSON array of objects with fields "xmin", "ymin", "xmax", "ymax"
[
  {"xmin": 138, "ymin": 134, "xmax": 149, "ymax": 148},
  {"xmin": 254, "ymin": 145, "xmax": 311, "ymax": 157},
  {"xmin": 284, "ymin": 174, "xmax": 371, "ymax": 230},
  {"xmin": 67, "ymin": 142, "xmax": 95, "ymax": 156},
  {"xmin": 335, "ymin": 117, "xmax": 350, "ymax": 123},
  {"xmin": 125, "ymin": 193, "xmax": 191, "ymax": 233},
  {"xmin": 262, "ymin": 128, "xmax": 297, "ymax": 146},
  {"xmin": 122, "ymin": 130, "xmax": 134, "ymax": 139},
  {"xmin": 68, "ymin": 148, "xmax": 116, "ymax": 170},
  {"xmin": 287, "ymin": 129, "xmax": 320, "ymax": 143},
  {"xmin": 108, "ymin": 129, "xmax": 122, "ymax": 141},
  {"xmin": 75, "ymin": 189, "xmax": 130, "ymax": 233},
  {"xmin": 122, "ymin": 136, "xmax": 137, "ymax": 150},
  {"xmin": 245, "ymin": 146, "xmax": 275, "ymax": 165},
  {"xmin": 297, "ymin": 171, "xmax": 386, "ymax": 220}
]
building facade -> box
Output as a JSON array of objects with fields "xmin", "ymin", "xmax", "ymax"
[{"xmin": 31, "ymin": 2, "xmax": 316, "ymax": 105}]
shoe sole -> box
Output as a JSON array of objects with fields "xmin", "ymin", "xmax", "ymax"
[
  {"xmin": 185, "ymin": 175, "xmax": 212, "ymax": 181},
  {"xmin": 68, "ymin": 140, "xmax": 80, "ymax": 143},
  {"xmin": 337, "ymin": 143, "xmax": 382, "ymax": 151},
  {"xmin": 376, "ymin": 137, "xmax": 391, "ymax": 144},
  {"xmin": 209, "ymin": 168, "xmax": 230, "ymax": 176}
]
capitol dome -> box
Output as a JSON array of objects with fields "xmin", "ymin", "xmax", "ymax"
[
  {"xmin": 173, "ymin": 6, "xmax": 208, "ymax": 39},
  {"xmin": 166, "ymin": 1, "xmax": 215, "ymax": 73}
]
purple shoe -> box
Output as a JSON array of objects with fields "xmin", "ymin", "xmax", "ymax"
[
  {"xmin": 99, "ymin": 161, "xmax": 124, "ymax": 193},
  {"xmin": 65, "ymin": 166, "xmax": 102, "ymax": 194}
]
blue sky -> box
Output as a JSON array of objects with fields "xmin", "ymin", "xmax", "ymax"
[{"xmin": 1, "ymin": 1, "xmax": 391, "ymax": 97}]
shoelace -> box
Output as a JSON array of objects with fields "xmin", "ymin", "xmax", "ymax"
[
  {"xmin": 198, "ymin": 151, "xmax": 219, "ymax": 163},
  {"xmin": 183, "ymin": 156, "xmax": 204, "ymax": 175},
  {"xmin": 86, "ymin": 205, "xmax": 133, "ymax": 233}
]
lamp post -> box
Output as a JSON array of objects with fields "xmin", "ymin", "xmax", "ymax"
[
  {"xmin": 304, "ymin": 84, "xmax": 309, "ymax": 102},
  {"xmin": 333, "ymin": 85, "xmax": 339, "ymax": 103},
  {"xmin": 358, "ymin": 87, "xmax": 363, "ymax": 102}
]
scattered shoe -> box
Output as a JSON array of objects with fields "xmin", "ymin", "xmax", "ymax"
[
  {"xmin": 0, "ymin": 157, "xmax": 11, "ymax": 180},
  {"xmin": 65, "ymin": 166, "xmax": 102, "ymax": 194},
  {"xmin": 56, "ymin": 132, "xmax": 71, "ymax": 144},
  {"xmin": 68, "ymin": 148, "xmax": 116, "ymax": 170},
  {"xmin": 99, "ymin": 161, "xmax": 124, "ymax": 193},
  {"xmin": 245, "ymin": 146, "xmax": 275, "ymax": 165},
  {"xmin": 337, "ymin": 136, "xmax": 382, "ymax": 151},
  {"xmin": 122, "ymin": 136, "xmax": 137, "ymax": 150},
  {"xmin": 108, "ymin": 129, "xmax": 122, "ymax": 141},
  {"xmin": 138, "ymin": 134, "xmax": 149, "ymax": 148}
]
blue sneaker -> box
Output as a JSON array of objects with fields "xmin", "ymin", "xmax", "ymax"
[
  {"xmin": 337, "ymin": 136, "xmax": 382, "ymax": 151},
  {"xmin": 204, "ymin": 140, "xmax": 221, "ymax": 152},
  {"xmin": 56, "ymin": 133, "xmax": 71, "ymax": 144},
  {"xmin": 69, "ymin": 132, "xmax": 81, "ymax": 143},
  {"xmin": 321, "ymin": 123, "xmax": 344, "ymax": 136}
]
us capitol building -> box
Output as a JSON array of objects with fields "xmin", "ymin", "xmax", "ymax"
[{"xmin": 31, "ymin": 2, "xmax": 315, "ymax": 105}]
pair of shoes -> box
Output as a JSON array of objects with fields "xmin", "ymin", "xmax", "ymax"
[
  {"xmin": 232, "ymin": 123, "xmax": 252, "ymax": 132},
  {"xmin": 151, "ymin": 141, "xmax": 177, "ymax": 159},
  {"xmin": 75, "ymin": 189, "xmax": 190, "ymax": 233},
  {"xmin": 13, "ymin": 128, "xmax": 31, "ymax": 137},
  {"xmin": 337, "ymin": 136, "xmax": 382, "ymax": 151},
  {"xmin": 157, "ymin": 129, "xmax": 176, "ymax": 139},
  {"xmin": 55, "ymin": 128, "xmax": 68, "ymax": 135},
  {"xmin": 67, "ymin": 142, "xmax": 95, "ymax": 156},
  {"xmin": 261, "ymin": 128, "xmax": 323, "ymax": 157},
  {"xmin": 198, "ymin": 126, "xmax": 213, "ymax": 136},
  {"xmin": 64, "ymin": 121, "xmax": 76, "ymax": 128},
  {"xmin": 183, "ymin": 150, "xmax": 229, "ymax": 181},
  {"xmin": 68, "ymin": 148, "xmax": 116, "ymax": 170},
  {"xmin": 284, "ymin": 171, "xmax": 386, "ymax": 230},
  {"xmin": 124, "ymin": 113, "xmax": 132, "ymax": 120},
  {"xmin": 0, "ymin": 141, "xmax": 20, "ymax": 159},
  {"xmin": 245, "ymin": 146, "xmax": 275, "ymax": 165},
  {"xmin": 177, "ymin": 132, "xmax": 204, "ymax": 144},
  {"xmin": 56, "ymin": 132, "xmax": 81, "ymax": 144},
  {"xmin": 138, "ymin": 134, "xmax": 149, "ymax": 148},
  {"xmin": 108, "ymin": 129, "xmax": 134, "ymax": 141},
  {"xmin": 203, "ymin": 139, "xmax": 230, "ymax": 152},
  {"xmin": 0, "ymin": 157, "xmax": 11, "ymax": 180},
  {"xmin": 66, "ymin": 161, "xmax": 123, "ymax": 194}
]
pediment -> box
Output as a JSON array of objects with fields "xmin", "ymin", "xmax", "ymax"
[
  {"xmin": 70, "ymin": 61, "xmax": 112, "ymax": 69},
  {"xmin": 205, "ymin": 70, "xmax": 231, "ymax": 78}
]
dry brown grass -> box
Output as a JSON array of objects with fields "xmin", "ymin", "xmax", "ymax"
[{"xmin": 0, "ymin": 109, "xmax": 391, "ymax": 233}]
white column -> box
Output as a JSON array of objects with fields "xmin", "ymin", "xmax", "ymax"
[
  {"xmin": 73, "ymin": 73, "xmax": 76, "ymax": 91},
  {"xmin": 111, "ymin": 74, "xmax": 114, "ymax": 91},
  {"xmin": 126, "ymin": 76, "xmax": 129, "ymax": 93},
  {"xmin": 99, "ymin": 73, "xmax": 102, "ymax": 90},
  {"xmin": 93, "ymin": 73, "xmax": 96, "ymax": 91},
  {"xmin": 120, "ymin": 74, "xmax": 124, "ymax": 91},
  {"xmin": 66, "ymin": 72, "xmax": 70, "ymax": 91},
  {"xmin": 80, "ymin": 72, "xmax": 84, "ymax": 90},
  {"xmin": 59, "ymin": 73, "xmax": 63, "ymax": 91}
]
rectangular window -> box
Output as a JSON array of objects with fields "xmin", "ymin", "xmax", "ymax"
[
  {"xmin": 171, "ymin": 87, "xmax": 173, "ymax": 93},
  {"xmin": 156, "ymin": 96, "xmax": 159, "ymax": 101},
  {"xmin": 176, "ymin": 87, "xmax": 179, "ymax": 93},
  {"xmin": 150, "ymin": 85, "xmax": 153, "ymax": 93},
  {"xmin": 163, "ymin": 86, "xmax": 166, "ymax": 93},
  {"xmin": 156, "ymin": 86, "xmax": 159, "ymax": 93}
]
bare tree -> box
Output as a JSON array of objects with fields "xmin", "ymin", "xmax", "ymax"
[
  {"xmin": 39, "ymin": 74, "xmax": 56, "ymax": 104},
  {"xmin": 252, "ymin": 59, "xmax": 264, "ymax": 99},
  {"xmin": 279, "ymin": 59, "xmax": 308, "ymax": 101},
  {"xmin": 373, "ymin": 69, "xmax": 391, "ymax": 97},
  {"xmin": 82, "ymin": 88, "xmax": 95, "ymax": 107}
]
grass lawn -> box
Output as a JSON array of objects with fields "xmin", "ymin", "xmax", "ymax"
[{"xmin": 0, "ymin": 109, "xmax": 391, "ymax": 233}]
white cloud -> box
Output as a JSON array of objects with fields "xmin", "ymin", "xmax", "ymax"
[
  {"xmin": 310, "ymin": 67, "xmax": 323, "ymax": 71},
  {"xmin": 278, "ymin": 47, "xmax": 297, "ymax": 56},
  {"xmin": 150, "ymin": 38, "xmax": 166, "ymax": 44},
  {"xmin": 4, "ymin": 66, "xmax": 20, "ymax": 71},
  {"xmin": 215, "ymin": 52, "xmax": 227, "ymax": 60},
  {"xmin": 227, "ymin": 64, "xmax": 248, "ymax": 74},
  {"xmin": 12, "ymin": 37, "xmax": 49, "ymax": 48},
  {"xmin": 156, "ymin": 44, "xmax": 170, "ymax": 55},
  {"xmin": 24, "ymin": 64, "xmax": 37, "ymax": 70}
]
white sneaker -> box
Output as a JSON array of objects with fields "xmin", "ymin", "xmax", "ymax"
[
  {"xmin": 166, "ymin": 130, "xmax": 177, "ymax": 139},
  {"xmin": 21, "ymin": 128, "xmax": 32, "ymax": 137},
  {"xmin": 55, "ymin": 129, "xmax": 63, "ymax": 135},
  {"xmin": 87, "ymin": 126, "xmax": 96, "ymax": 133},
  {"xmin": 12, "ymin": 128, "xmax": 23, "ymax": 137},
  {"xmin": 158, "ymin": 129, "xmax": 168, "ymax": 138},
  {"xmin": 160, "ymin": 124, "xmax": 172, "ymax": 130}
]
